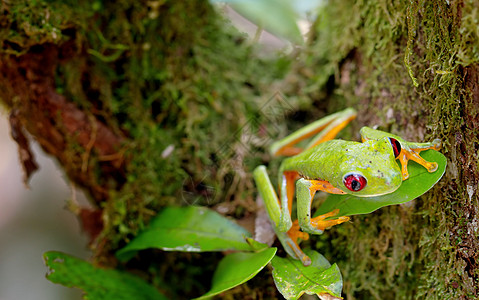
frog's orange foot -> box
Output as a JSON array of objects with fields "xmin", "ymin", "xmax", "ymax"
[
  {"xmin": 398, "ymin": 140, "xmax": 441, "ymax": 180},
  {"xmin": 285, "ymin": 221, "xmax": 311, "ymax": 266},
  {"xmin": 426, "ymin": 161, "xmax": 438, "ymax": 172},
  {"xmin": 310, "ymin": 209, "xmax": 350, "ymax": 231},
  {"xmin": 431, "ymin": 139, "xmax": 442, "ymax": 150},
  {"xmin": 288, "ymin": 220, "xmax": 309, "ymax": 242}
]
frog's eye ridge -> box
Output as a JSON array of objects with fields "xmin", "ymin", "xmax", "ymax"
[
  {"xmin": 343, "ymin": 173, "xmax": 367, "ymax": 192},
  {"xmin": 389, "ymin": 137, "xmax": 401, "ymax": 158}
]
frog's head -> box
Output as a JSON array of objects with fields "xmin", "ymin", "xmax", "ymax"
[{"xmin": 337, "ymin": 138, "xmax": 402, "ymax": 197}]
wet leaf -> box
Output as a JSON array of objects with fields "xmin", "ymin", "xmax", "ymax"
[
  {"xmin": 195, "ymin": 248, "xmax": 277, "ymax": 299},
  {"xmin": 212, "ymin": 0, "xmax": 303, "ymax": 44},
  {"xmin": 316, "ymin": 150, "xmax": 447, "ymax": 217},
  {"xmin": 271, "ymin": 249, "xmax": 342, "ymax": 300},
  {"xmin": 116, "ymin": 206, "xmax": 253, "ymax": 261},
  {"xmin": 245, "ymin": 237, "xmax": 270, "ymax": 251},
  {"xmin": 44, "ymin": 251, "xmax": 167, "ymax": 300}
]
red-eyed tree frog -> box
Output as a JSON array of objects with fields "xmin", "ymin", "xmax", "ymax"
[{"xmin": 253, "ymin": 108, "xmax": 442, "ymax": 266}]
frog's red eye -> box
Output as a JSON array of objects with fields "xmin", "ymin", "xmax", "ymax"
[
  {"xmin": 343, "ymin": 174, "xmax": 367, "ymax": 192},
  {"xmin": 389, "ymin": 137, "xmax": 401, "ymax": 158}
]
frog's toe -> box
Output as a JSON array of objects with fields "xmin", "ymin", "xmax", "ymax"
[
  {"xmin": 311, "ymin": 216, "xmax": 350, "ymax": 231},
  {"xmin": 301, "ymin": 255, "xmax": 312, "ymax": 266},
  {"xmin": 432, "ymin": 139, "xmax": 442, "ymax": 150},
  {"xmin": 428, "ymin": 161, "xmax": 438, "ymax": 172},
  {"xmin": 307, "ymin": 210, "xmax": 350, "ymax": 232}
]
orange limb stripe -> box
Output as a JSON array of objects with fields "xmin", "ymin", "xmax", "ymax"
[
  {"xmin": 306, "ymin": 114, "xmax": 357, "ymax": 150},
  {"xmin": 275, "ymin": 146, "xmax": 303, "ymax": 157},
  {"xmin": 273, "ymin": 122, "xmax": 333, "ymax": 156},
  {"xmin": 284, "ymin": 171, "xmax": 300, "ymax": 214}
]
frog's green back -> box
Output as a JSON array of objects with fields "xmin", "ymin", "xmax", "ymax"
[
  {"xmin": 279, "ymin": 140, "xmax": 359, "ymax": 181},
  {"xmin": 279, "ymin": 138, "xmax": 402, "ymax": 196}
]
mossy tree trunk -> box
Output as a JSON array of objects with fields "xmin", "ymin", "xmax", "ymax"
[
  {"xmin": 293, "ymin": 1, "xmax": 478, "ymax": 299},
  {"xmin": 0, "ymin": 0, "xmax": 477, "ymax": 299}
]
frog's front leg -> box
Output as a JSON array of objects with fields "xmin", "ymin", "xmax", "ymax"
[
  {"xmin": 296, "ymin": 178, "xmax": 350, "ymax": 235},
  {"xmin": 395, "ymin": 139, "xmax": 442, "ymax": 179},
  {"xmin": 360, "ymin": 127, "xmax": 442, "ymax": 180}
]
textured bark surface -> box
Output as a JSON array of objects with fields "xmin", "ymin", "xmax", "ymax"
[{"xmin": 1, "ymin": 43, "xmax": 126, "ymax": 203}]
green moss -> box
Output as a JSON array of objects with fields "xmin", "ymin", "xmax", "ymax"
[
  {"xmin": 294, "ymin": 0, "xmax": 479, "ymax": 298},
  {"xmin": 51, "ymin": 1, "xmax": 288, "ymax": 254},
  {"xmin": 2, "ymin": 0, "xmax": 284, "ymax": 258},
  {"xmin": 0, "ymin": 0, "xmax": 78, "ymax": 54}
]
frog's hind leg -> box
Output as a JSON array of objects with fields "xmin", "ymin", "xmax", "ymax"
[
  {"xmin": 278, "ymin": 171, "xmax": 299, "ymax": 232},
  {"xmin": 253, "ymin": 166, "xmax": 311, "ymax": 265},
  {"xmin": 296, "ymin": 178, "xmax": 350, "ymax": 235},
  {"xmin": 270, "ymin": 108, "xmax": 357, "ymax": 156}
]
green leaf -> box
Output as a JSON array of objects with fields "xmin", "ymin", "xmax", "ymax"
[
  {"xmin": 44, "ymin": 251, "xmax": 167, "ymax": 300},
  {"xmin": 316, "ymin": 150, "xmax": 447, "ymax": 217},
  {"xmin": 116, "ymin": 206, "xmax": 253, "ymax": 261},
  {"xmin": 195, "ymin": 248, "xmax": 277, "ymax": 299},
  {"xmin": 271, "ymin": 249, "xmax": 343, "ymax": 300},
  {"xmin": 212, "ymin": 0, "xmax": 303, "ymax": 44},
  {"xmin": 245, "ymin": 237, "xmax": 270, "ymax": 251}
]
